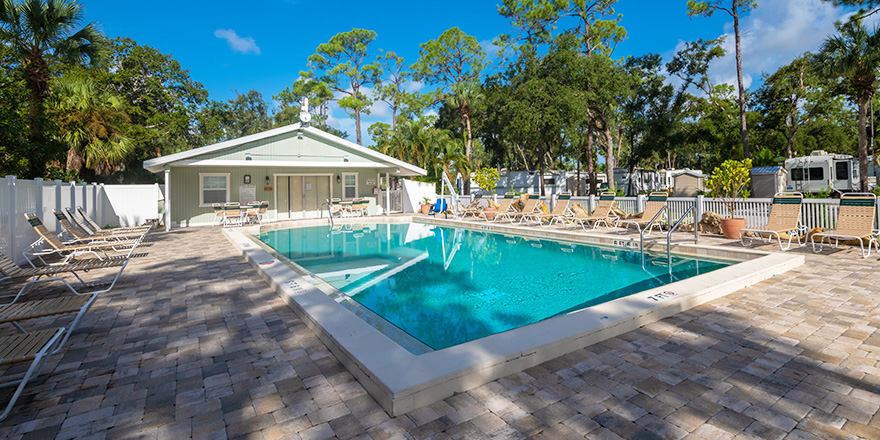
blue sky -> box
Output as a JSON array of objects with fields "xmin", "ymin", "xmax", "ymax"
[{"xmin": 80, "ymin": 0, "xmax": 857, "ymax": 145}]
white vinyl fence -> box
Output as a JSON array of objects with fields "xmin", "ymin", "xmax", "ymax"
[
  {"xmin": 1, "ymin": 176, "xmax": 164, "ymax": 264},
  {"xmin": 449, "ymin": 193, "xmax": 880, "ymax": 231}
]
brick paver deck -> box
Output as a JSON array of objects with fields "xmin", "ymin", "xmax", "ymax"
[{"xmin": 0, "ymin": 224, "xmax": 878, "ymax": 439}]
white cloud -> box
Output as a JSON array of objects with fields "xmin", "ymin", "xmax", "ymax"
[
  {"xmin": 214, "ymin": 29, "xmax": 261, "ymax": 55},
  {"xmin": 406, "ymin": 80, "xmax": 425, "ymax": 93},
  {"xmin": 480, "ymin": 39, "xmax": 502, "ymax": 60},
  {"xmin": 700, "ymin": 0, "xmax": 846, "ymax": 90}
]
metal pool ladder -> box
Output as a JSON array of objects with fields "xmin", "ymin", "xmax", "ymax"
[{"xmin": 639, "ymin": 205, "xmax": 699, "ymax": 275}]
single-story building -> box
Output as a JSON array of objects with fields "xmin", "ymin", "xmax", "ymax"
[
  {"xmin": 672, "ymin": 169, "xmax": 708, "ymax": 197},
  {"xmin": 750, "ymin": 166, "xmax": 787, "ymax": 198},
  {"xmin": 144, "ymin": 123, "xmax": 427, "ymax": 230}
]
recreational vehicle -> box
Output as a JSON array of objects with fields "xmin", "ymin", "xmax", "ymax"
[{"xmin": 784, "ymin": 150, "xmax": 862, "ymax": 194}]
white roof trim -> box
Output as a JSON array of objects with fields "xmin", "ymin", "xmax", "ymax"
[
  {"xmin": 143, "ymin": 123, "xmax": 427, "ymax": 176},
  {"xmin": 143, "ymin": 123, "xmax": 303, "ymax": 172}
]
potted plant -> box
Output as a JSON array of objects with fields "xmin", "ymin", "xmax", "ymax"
[
  {"xmin": 706, "ymin": 158, "xmax": 752, "ymax": 239},
  {"xmin": 419, "ymin": 196, "xmax": 433, "ymax": 214},
  {"xmin": 473, "ymin": 167, "xmax": 501, "ymax": 219}
]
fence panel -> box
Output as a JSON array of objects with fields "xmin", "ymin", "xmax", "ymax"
[
  {"xmin": 802, "ymin": 199, "xmax": 839, "ymax": 230},
  {"xmin": 667, "ymin": 197, "xmax": 697, "ymax": 226},
  {"xmin": 615, "ymin": 197, "xmax": 638, "ymax": 214}
]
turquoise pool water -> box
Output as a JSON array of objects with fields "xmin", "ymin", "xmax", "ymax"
[{"xmin": 256, "ymin": 223, "xmax": 733, "ymax": 351}]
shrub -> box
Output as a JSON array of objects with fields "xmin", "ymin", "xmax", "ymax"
[
  {"xmin": 706, "ymin": 159, "xmax": 752, "ymax": 218},
  {"xmin": 473, "ymin": 167, "xmax": 500, "ymax": 194}
]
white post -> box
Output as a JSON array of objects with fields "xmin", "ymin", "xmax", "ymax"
[
  {"xmin": 164, "ymin": 167, "xmax": 171, "ymax": 231},
  {"xmin": 90, "ymin": 182, "xmax": 97, "ymax": 220},
  {"xmin": 69, "ymin": 181, "xmax": 76, "ymax": 213},
  {"xmin": 637, "ymin": 194, "xmax": 647, "ymax": 212},
  {"xmin": 695, "ymin": 195, "xmax": 704, "ymax": 229},
  {"xmin": 55, "ymin": 180, "xmax": 63, "ymax": 233},
  {"xmin": 98, "ymin": 183, "xmax": 105, "ymax": 227},
  {"xmin": 34, "ymin": 177, "xmax": 43, "ymax": 222},
  {"xmin": 5, "ymin": 176, "xmax": 16, "ymax": 261},
  {"xmin": 385, "ymin": 172, "xmax": 390, "ymax": 216},
  {"xmin": 589, "ymin": 194, "xmax": 597, "ymax": 212}
]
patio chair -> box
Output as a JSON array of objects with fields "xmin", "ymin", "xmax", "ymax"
[
  {"xmin": 739, "ymin": 192, "xmax": 807, "ymax": 250},
  {"xmin": 616, "ymin": 192, "xmax": 668, "ymax": 235},
  {"xmin": 811, "ymin": 193, "xmax": 880, "ymax": 258},
  {"xmin": 0, "ymin": 252, "xmax": 129, "ymax": 295},
  {"xmin": 560, "ymin": 193, "xmax": 619, "ymax": 230},
  {"xmin": 524, "ymin": 193, "xmax": 572, "ymax": 226},
  {"xmin": 257, "ymin": 201, "xmax": 269, "ymax": 223},
  {"xmin": 495, "ymin": 194, "xmax": 541, "ymax": 223},
  {"xmin": 460, "ymin": 194, "xmax": 484, "ymax": 219},
  {"xmin": 223, "ymin": 203, "xmax": 245, "ymax": 227},
  {"xmin": 350, "ymin": 199, "xmax": 369, "ymax": 217},
  {"xmin": 243, "ymin": 202, "xmax": 261, "ymax": 224},
  {"xmin": 23, "ymin": 213, "xmax": 140, "ymax": 265},
  {"xmin": 0, "ymin": 327, "xmax": 65, "ymax": 421},
  {"xmin": 0, "ymin": 277, "xmax": 98, "ymax": 353},
  {"xmin": 213, "ymin": 203, "xmax": 225, "ymax": 226},
  {"xmin": 74, "ymin": 207, "xmax": 151, "ymax": 234},
  {"xmin": 53, "ymin": 211, "xmax": 145, "ymax": 244},
  {"xmin": 428, "ymin": 198, "xmax": 448, "ymax": 217}
]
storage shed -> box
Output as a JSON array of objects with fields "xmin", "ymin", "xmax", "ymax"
[
  {"xmin": 751, "ymin": 166, "xmax": 787, "ymax": 198},
  {"xmin": 143, "ymin": 123, "xmax": 427, "ymax": 230},
  {"xmin": 672, "ymin": 169, "xmax": 708, "ymax": 197}
]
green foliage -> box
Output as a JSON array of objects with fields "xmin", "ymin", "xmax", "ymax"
[
  {"xmin": 307, "ymin": 28, "xmax": 382, "ymax": 145},
  {"xmin": 197, "ymin": 90, "xmax": 272, "ymax": 145},
  {"xmin": 706, "ymin": 159, "xmax": 752, "ymax": 217},
  {"xmin": 51, "ymin": 73, "xmax": 134, "ymax": 176},
  {"xmin": 413, "ymin": 27, "xmax": 485, "ymax": 93},
  {"xmin": 751, "ymin": 148, "xmax": 784, "ymax": 167},
  {"xmin": 472, "ymin": 167, "xmax": 500, "ymax": 194}
]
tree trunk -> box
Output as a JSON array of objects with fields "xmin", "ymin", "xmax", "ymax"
[
  {"xmin": 462, "ymin": 107, "xmax": 473, "ymax": 195},
  {"xmin": 355, "ymin": 109, "xmax": 362, "ymax": 145},
  {"xmin": 538, "ymin": 144, "xmax": 545, "ymax": 196},
  {"xmin": 859, "ymin": 93, "xmax": 869, "ymax": 191},
  {"xmin": 586, "ymin": 130, "xmax": 597, "ymax": 195},
  {"xmin": 733, "ymin": 2, "xmax": 750, "ymax": 158},
  {"xmin": 576, "ymin": 157, "xmax": 581, "ymax": 196},
  {"xmin": 616, "ymin": 124, "xmax": 624, "ymax": 167},
  {"xmin": 604, "ymin": 125, "xmax": 615, "ymax": 191},
  {"xmin": 66, "ymin": 147, "xmax": 84, "ymax": 173}
]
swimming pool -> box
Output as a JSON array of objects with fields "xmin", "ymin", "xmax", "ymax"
[
  {"xmin": 256, "ymin": 223, "xmax": 732, "ymax": 351},
  {"xmin": 229, "ymin": 217, "xmax": 803, "ymax": 415}
]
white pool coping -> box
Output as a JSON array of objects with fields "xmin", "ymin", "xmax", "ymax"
[{"xmin": 223, "ymin": 217, "xmax": 804, "ymax": 416}]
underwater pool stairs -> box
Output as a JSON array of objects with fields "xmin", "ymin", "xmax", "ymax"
[{"xmin": 223, "ymin": 216, "xmax": 804, "ymax": 416}]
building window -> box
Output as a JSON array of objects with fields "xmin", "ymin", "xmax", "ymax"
[
  {"xmin": 791, "ymin": 167, "xmax": 824, "ymax": 181},
  {"xmin": 343, "ymin": 173, "xmax": 357, "ymax": 199},
  {"xmin": 200, "ymin": 173, "xmax": 229, "ymax": 206}
]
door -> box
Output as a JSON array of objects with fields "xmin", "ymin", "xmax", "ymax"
[
  {"xmin": 277, "ymin": 176, "xmax": 290, "ymax": 220},
  {"xmin": 833, "ymin": 161, "xmax": 851, "ymax": 191}
]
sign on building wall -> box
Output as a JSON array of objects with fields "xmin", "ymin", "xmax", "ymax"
[{"xmin": 240, "ymin": 185, "xmax": 256, "ymax": 203}]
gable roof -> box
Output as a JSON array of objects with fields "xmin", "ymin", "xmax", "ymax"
[{"xmin": 143, "ymin": 124, "xmax": 427, "ymax": 176}]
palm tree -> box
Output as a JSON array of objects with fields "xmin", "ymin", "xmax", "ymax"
[
  {"xmin": 52, "ymin": 74, "xmax": 133, "ymax": 176},
  {"xmin": 446, "ymin": 81, "xmax": 483, "ymax": 192},
  {"xmin": 0, "ymin": 0, "xmax": 103, "ymax": 142},
  {"xmin": 815, "ymin": 21, "xmax": 880, "ymax": 191}
]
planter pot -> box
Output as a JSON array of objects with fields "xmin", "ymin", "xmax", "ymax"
[
  {"xmin": 483, "ymin": 207, "xmax": 496, "ymax": 220},
  {"xmin": 720, "ymin": 217, "xmax": 747, "ymax": 239},
  {"xmin": 420, "ymin": 204, "xmax": 432, "ymax": 214}
]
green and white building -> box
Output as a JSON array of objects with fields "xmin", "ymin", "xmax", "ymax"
[{"xmin": 144, "ymin": 123, "xmax": 427, "ymax": 230}]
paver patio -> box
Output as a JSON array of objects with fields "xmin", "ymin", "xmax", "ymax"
[{"xmin": 0, "ymin": 223, "xmax": 878, "ymax": 439}]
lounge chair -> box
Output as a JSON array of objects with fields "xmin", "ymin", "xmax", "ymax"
[
  {"xmin": 53, "ymin": 211, "xmax": 145, "ymax": 244},
  {"xmin": 74, "ymin": 207, "xmax": 151, "ymax": 234},
  {"xmin": 811, "ymin": 193, "xmax": 879, "ymax": 258},
  {"xmin": 0, "ymin": 252, "xmax": 129, "ymax": 294},
  {"xmin": 525, "ymin": 193, "xmax": 572, "ymax": 226},
  {"xmin": 23, "ymin": 214, "xmax": 140, "ymax": 265},
  {"xmin": 0, "ymin": 327, "xmax": 65, "ymax": 421},
  {"xmin": 560, "ymin": 193, "xmax": 619, "ymax": 230},
  {"xmin": 616, "ymin": 192, "xmax": 668, "ymax": 235},
  {"xmin": 495, "ymin": 194, "xmax": 541, "ymax": 223},
  {"xmin": 739, "ymin": 192, "xmax": 807, "ymax": 250},
  {"xmin": 329, "ymin": 198, "xmax": 344, "ymax": 217},
  {"xmin": 460, "ymin": 194, "xmax": 484, "ymax": 219},
  {"xmin": 0, "ymin": 277, "xmax": 97, "ymax": 353},
  {"xmin": 487, "ymin": 193, "xmax": 516, "ymax": 222}
]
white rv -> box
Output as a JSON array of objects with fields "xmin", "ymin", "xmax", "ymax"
[{"xmin": 784, "ymin": 150, "xmax": 861, "ymax": 194}]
